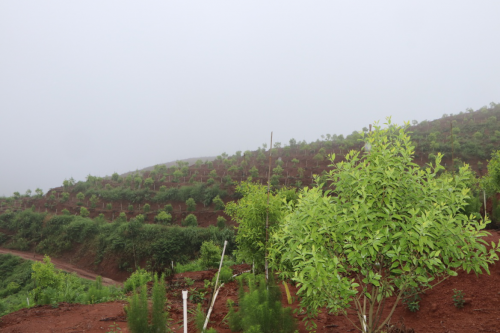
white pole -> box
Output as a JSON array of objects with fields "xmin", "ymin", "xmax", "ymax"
[{"xmin": 182, "ymin": 290, "xmax": 188, "ymax": 333}]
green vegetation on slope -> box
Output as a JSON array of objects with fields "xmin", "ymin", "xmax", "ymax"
[{"xmin": 0, "ymin": 210, "xmax": 235, "ymax": 274}]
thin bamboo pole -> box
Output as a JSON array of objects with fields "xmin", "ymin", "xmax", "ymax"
[{"xmin": 265, "ymin": 132, "xmax": 273, "ymax": 283}]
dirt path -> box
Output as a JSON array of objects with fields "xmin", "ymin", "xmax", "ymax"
[{"xmin": 0, "ymin": 247, "xmax": 121, "ymax": 286}]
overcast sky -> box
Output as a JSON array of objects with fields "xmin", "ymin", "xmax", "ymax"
[{"xmin": 1, "ymin": 1, "xmax": 499, "ymax": 196}]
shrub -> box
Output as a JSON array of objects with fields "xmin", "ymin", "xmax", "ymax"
[
  {"xmin": 128, "ymin": 204, "xmax": 134, "ymax": 211},
  {"xmin": 115, "ymin": 212, "xmax": 127, "ymax": 223},
  {"xmin": 291, "ymin": 158, "xmax": 299, "ymax": 167},
  {"xmin": 213, "ymin": 195, "xmax": 225, "ymax": 211},
  {"xmin": 80, "ymin": 207, "xmax": 90, "ymax": 217},
  {"xmin": 76, "ymin": 192, "xmax": 85, "ymax": 205},
  {"xmin": 216, "ymin": 216, "xmax": 226, "ymax": 229},
  {"xmin": 297, "ymin": 167, "xmax": 304, "ymax": 178},
  {"xmin": 61, "ymin": 209, "xmax": 70, "ymax": 215},
  {"xmin": 186, "ymin": 198, "xmax": 196, "ymax": 212},
  {"xmin": 123, "ymin": 268, "xmax": 152, "ymax": 292},
  {"xmin": 183, "ymin": 214, "xmax": 197, "ymax": 227},
  {"xmin": 164, "ymin": 204, "xmax": 173, "ymax": 213},
  {"xmin": 106, "ymin": 203, "xmax": 112, "ymax": 210},
  {"xmin": 218, "ymin": 266, "xmax": 233, "ymax": 284},
  {"xmin": 155, "ymin": 211, "xmax": 172, "ymax": 225},
  {"xmin": 143, "ymin": 203, "xmax": 151, "ymax": 213},
  {"xmin": 200, "ymin": 241, "xmax": 221, "ymax": 269},
  {"xmin": 61, "ymin": 192, "xmax": 70, "ymax": 203},
  {"xmin": 89, "ymin": 194, "xmax": 99, "ymax": 208},
  {"xmin": 249, "ymin": 166, "xmax": 259, "ymax": 178}
]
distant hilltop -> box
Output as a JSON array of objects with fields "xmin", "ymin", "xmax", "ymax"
[{"xmin": 120, "ymin": 156, "xmax": 217, "ymax": 177}]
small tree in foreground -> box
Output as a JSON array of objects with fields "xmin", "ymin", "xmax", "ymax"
[
  {"xmin": 270, "ymin": 119, "xmax": 500, "ymax": 333},
  {"xmin": 126, "ymin": 274, "xmax": 170, "ymax": 333}
]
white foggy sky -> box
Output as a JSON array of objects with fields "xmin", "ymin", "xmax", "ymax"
[{"xmin": 1, "ymin": 1, "xmax": 499, "ymax": 196}]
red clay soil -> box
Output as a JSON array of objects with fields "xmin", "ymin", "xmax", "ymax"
[{"xmin": 3, "ymin": 233, "xmax": 500, "ymax": 332}]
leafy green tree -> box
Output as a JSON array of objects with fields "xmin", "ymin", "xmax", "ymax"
[
  {"xmin": 143, "ymin": 203, "xmax": 151, "ymax": 213},
  {"xmin": 244, "ymin": 150, "xmax": 252, "ymax": 160},
  {"xmin": 272, "ymin": 165, "xmax": 283, "ymax": 176},
  {"xmin": 183, "ymin": 214, "xmax": 197, "ymax": 227},
  {"xmin": 270, "ymin": 120, "xmax": 500, "ymax": 333},
  {"xmin": 257, "ymin": 152, "xmax": 266, "ymax": 164},
  {"xmin": 76, "ymin": 192, "xmax": 85, "ymax": 205},
  {"xmin": 35, "ymin": 188, "xmax": 43, "ymax": 198},
  {"xmin": 144, "ymin": 177, "xmax": 154, "ymax": 189},
  {"xmin": 186, "ymin": 198, "xmax": 196, "ymax": 212},
  {"xmin": 313, "ymin": 153, "xmax": 324, "ymax": 166},
  {"xmin": 134, "ymin": 176, "xmax": 142, "ymax": 189},
  {"xmin": 111, "ymin": 172, "xmax": 120, "ymax": 182},
  {"xmin": 125, "ymin": 175, "xmax": 133, "ymax": 187},
  {"xmin": 200, "ymin": 240, "xmax": 221, "ymax": 269},
  {"xmin": 228, "ymin": 165, "xmax": 239, "ymax": 175},
  {"xmin": 195, "ymin": 159, "xmax": 203, "ymax": 168},
  {"xmin": 31, "ymin": 255, "xmax": 62, "ymax": 303},
  {"xmin": 249, "ymin": 166, "xmax": 259, "ymax": 178},
  {"xmin": 297, "ymin": 167, "xmax": 304, "ymax": 178},
  {"xmin": 208, "ymin": 170, "xmax": 218, "ymax": 179},
  {"xmin": 25, "ymin": 189, "xmax": 32, "ymax": 197},
  {"xmin": 164, "ymin": 204, "xmax": 173, "ymax": 213},
  {"xmin": 155, "ymin": 211, "xmax": 172, "ymax": 224},
  {"xmin": 291, "ymin": 158, "xmax": 299, "ymax": 167},
  {"xmin": 217, "ymin": 216, "xmax": 226, "ymax": 229},
  {"xmin": 225, "ymin": 182, "xmax": 291, "ymax": 271},
  {"xmin": 61, "ymin": 192, "xmax": 70, "ymax": 203},
  {"xmin": 80, "ymin": 207, "xmax": 90, "ymax": 217},
  {"xmin": 223, "ymin": 175, "xmax": 233, "ymax": 186},
  {"xmin": 128, "ymin": 204, "xmax": 134, "ymax": 211},
  {"xmin": 270, "ymin": 174, "xmax": 280, "ymax": 186},
  {"xmin": 116, "ymin": 212, "xmax": 127, "ymax": 222},
  {"xmin": 62, "ymin": 208, "xmax": 70, "ymax": 215},
  {"xmin": 173, "ymin": 170, "xmax": 182, "ymax": 183},
  {"xmin": 106, "ymin": 203, "xmax": 112, "ymax": 210},
  {"xmin": 212, "ymin": 195, "xmax": 225, "ymax": 211},
  {"xmin": 481, "ymin": 150, "xmax": 500, "ymax": 195},
  {"xmin": 89, "ymin": 194, "xmax": 99, "ymax": 208}
]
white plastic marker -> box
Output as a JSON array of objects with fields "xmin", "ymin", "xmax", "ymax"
[{"xmin": 182, "ymin": 290, "xmax": 188, "ymax": 333}]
